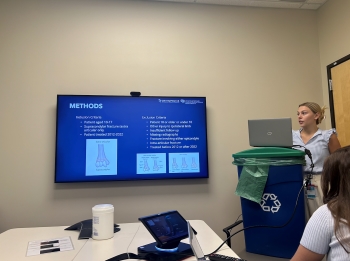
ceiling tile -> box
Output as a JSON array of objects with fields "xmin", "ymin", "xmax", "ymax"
[
  {"xmin": 305, "ymin": 0, "xmax": 327, "ymax": 4},
  {"xmin": 301, "ymin": 3, "xmax": 320, "ymax": 9},
  {"xmin": 140, "ymin": 0, "xmax": 329, "ymax": 9},
  {"xmin": 196, "ymin": 0, "xmax": 250, "ymax": 6},
  {"xmin": 153, "ymin": 0, "xmax": 195, "ymax": 3},
  {"xmin": 249, "ymin": 1, "xmax": 303, "ymax": 9}
]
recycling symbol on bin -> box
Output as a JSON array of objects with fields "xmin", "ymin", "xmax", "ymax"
[{"xmin": 260, "ymin": 193, "xmax": 281, "ymax": 213}]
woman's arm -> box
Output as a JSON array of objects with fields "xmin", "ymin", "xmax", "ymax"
[
  {"xmin": 328, "ymin": 133, "xmax": 341, "ymax": 154},
  {"xmin": 290, "ymin": 245, "xmax": 325, "ymax": 261}
]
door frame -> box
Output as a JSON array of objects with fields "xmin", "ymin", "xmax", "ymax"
[{"xmin": 326, "ymin": 54, "xmax": 350, "ymax": 128}]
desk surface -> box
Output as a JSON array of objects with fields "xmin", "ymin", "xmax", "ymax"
[{"xmin": 0, "ymin": 220, "xmax": 239, "ymax": 261}]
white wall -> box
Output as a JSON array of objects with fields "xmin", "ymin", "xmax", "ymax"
[
  {"xmin": 317, "ymin": 0, "xmax": 350, "ymax": 129},
  {"xmin": 0, "ymin": 0, "xmax": 324, "ymax": 254}
]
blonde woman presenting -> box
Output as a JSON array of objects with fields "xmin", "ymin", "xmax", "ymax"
[{"xmin": 292, "ymin": 102, "xmax": 341, "ymax": 216}]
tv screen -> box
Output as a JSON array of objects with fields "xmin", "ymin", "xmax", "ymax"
[{"xmin": 55, "ymin": 95, "xmax": 209, "ymax": 183}]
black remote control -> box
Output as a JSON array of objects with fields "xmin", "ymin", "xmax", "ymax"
[{"xmin": 207, "ymin": 253, "xmax": 247, "ymax": 261}]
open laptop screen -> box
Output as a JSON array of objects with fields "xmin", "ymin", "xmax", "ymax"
[
  {"xmin": 248, "ymin": 118, "xmax": 293, "ymax": 147},
  {"xmin": 188, "ymin": 221, "xmax": 206, "ymax": 260}
]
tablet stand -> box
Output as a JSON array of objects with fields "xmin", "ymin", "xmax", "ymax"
[{"xmin": 137, "ymin": 242, "xmax": 192, "ymax": 261}]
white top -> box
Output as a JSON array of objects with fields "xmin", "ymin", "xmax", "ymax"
[
  {"xmin": 300, "ymin": 205, "xmax": 350, "ymax": 261},
  {"xmin": 292, "ymin": 128, "xmax": 336, "ymax": 173}
]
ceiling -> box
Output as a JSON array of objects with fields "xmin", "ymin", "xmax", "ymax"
[{"xmin": 146, "ymin": 0, "xmax": 329, "ymax": 10}]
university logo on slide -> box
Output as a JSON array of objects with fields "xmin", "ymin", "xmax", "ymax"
[{"xmin": 260, "ymin": 193, "xmax": 281, "ymax": 213}]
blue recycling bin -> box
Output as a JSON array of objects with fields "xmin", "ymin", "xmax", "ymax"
[{"xmin": 232, "ymin": 147, "xmax": 306, "ymax": 259}]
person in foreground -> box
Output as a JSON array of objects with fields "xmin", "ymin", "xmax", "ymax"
[
  {"xmin": 293, "ymin": 102, "xmax": 341, "ymax": 215},
  {"xmin": 291, "ymin": 145, "xmax": 350, "ymax": 261}
]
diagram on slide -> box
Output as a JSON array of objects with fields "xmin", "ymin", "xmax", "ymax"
[
  {"xmin": 169, "ymin": 153, "xmax": 200, "ymax": 173},
  {"xmin": 137, "ymin": 153, "xmax": 166, "ymax": 174},
  {"xmin": 85, "ymin": 139, "xmax": 117, "ymax": 176},
  {"xmin": 96, "ymin": 144, "xmax": 110, "ymax": 167}
]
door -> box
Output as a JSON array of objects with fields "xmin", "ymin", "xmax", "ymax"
[{"xmin": 327, "ymin": 54, "xmax": 350, "ymax": 147}]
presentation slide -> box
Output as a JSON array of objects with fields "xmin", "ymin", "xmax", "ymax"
[{"xmin": 55, "ymin": 95, "xmax": 208, "ymax": 182}]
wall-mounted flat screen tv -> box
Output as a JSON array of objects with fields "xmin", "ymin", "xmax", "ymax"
[{"xmin": 55, "ymin": 95, "xmax": 209, "ymax": 183}]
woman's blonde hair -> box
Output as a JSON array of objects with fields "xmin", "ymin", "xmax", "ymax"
[{"xmin": 299, "ymin": 102, "xmax": 327, "ymax": 125}]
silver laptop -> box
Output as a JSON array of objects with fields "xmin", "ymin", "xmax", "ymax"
[
  {"xmin": 188, "ymin": 221, "xmax": 208, "ymax": 261},
  {"xmin": 248, "ymin": 118, "xmax": 293, "ymax": 147}
]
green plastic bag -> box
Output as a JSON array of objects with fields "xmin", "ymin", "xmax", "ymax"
[
  {"xmin": 233, "ymin": 157, "xmax": 305, "ymax": 203},
  {"xmin": 235, "ymin": 165, "xmax": 269, "ymax": 203}
]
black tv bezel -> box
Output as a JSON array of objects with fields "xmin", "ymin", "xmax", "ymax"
[
  {"xmin": 138, "ymin": 210, "xmax": 189, "ymax": 249},
  {"xmin": 55, "ymin": 94, "xmax": 209, "ymax": 183}
]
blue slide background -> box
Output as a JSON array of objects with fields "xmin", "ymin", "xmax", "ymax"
[{"xmin": 55, "ymin": 95, "xmax": 208, "ymax": 182}]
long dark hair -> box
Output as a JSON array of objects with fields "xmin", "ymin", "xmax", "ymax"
[{"xmin": 322, "ymin": 145, "xmax": 350, "ymax": 252}]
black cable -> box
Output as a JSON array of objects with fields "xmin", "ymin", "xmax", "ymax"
[
  {"xmin": 106, "ymin": 251, "xmax": 194, "ymax": 261},
  {"xmin": 291, "ymin": 145, "xmax": 314, "ymax": 187},
  {"xmin": 208, "ymin": 183, "xmax": 305, "ymax": 255}
]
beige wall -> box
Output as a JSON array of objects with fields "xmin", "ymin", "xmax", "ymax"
[
  {"xmin": 0, "ymin": 0, "xmax": 327, "ymax": 254},
  {"xmin": 317, "ymin": 0, "xmax": 350, "ymax": 129}
]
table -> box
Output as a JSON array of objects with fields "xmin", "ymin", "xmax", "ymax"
[{"xmin": 0, "ymin": 220, "xmax": 240, "ymax": 261}]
